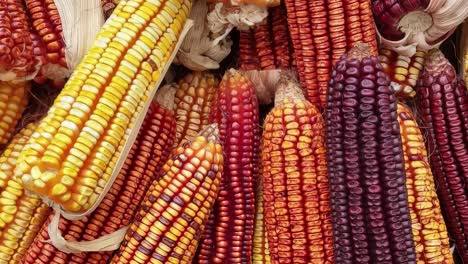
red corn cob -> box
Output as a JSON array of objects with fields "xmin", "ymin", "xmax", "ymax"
[
  {"xmin": 21, "ymin": 90, "xmax": 177, "ymax": 264},
  {"xmin": 239, "ymin": 30, "xmax": 261, "ymax": 71},
  {"xmin": 253, "ymin": 21, "xmax": 276, "ymax": 70},
  {"xmin": 416, "ymin": 49, "xmax": 468, "ymax": 263},
  {"xmin": 195, "ymin": 69, "xmax": 260, "ymax": 263},
  {"xmin": 269, "ymin": 5, "xmax": 293, "ymax": 69},
  {"xmin": 326, "ymin": 44, "xmax": 416, "ymax": 263}
]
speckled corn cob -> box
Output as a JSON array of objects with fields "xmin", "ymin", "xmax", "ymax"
[
  {"xmin": 14, "ymin": 0, "xmax": 192, "ymax": 214},
  {"xmin": 0, "ymin": 123, "xmax": 51, "ymax": 264},
  {"xmin": 0, "ymin": 81, "xmax": 30, "ymax": 146},
  {"xmin": 262, "ymin": 77, "xmax": 334, "ymax": 264},
  {"xmin": 110, "ymin": 124, "xmax": 224, "ymax": 264}
]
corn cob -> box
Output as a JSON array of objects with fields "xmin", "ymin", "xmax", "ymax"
[
  {"xmin": 283, "ymin": 0, "xmax": 378, "ymax": 108},
  {"xmin": 396, "ymin": 103, "xmax": 453, "ymax": 264},
  {"xmin": 0, "ymin": 81, "xmax": 30, "ymax": 146},
  {"xmin": 174, "ymin": 72, "xmax": 218, "ymax": 148},
  {"xmin": 0, "ymin": 123, "xmax": 52, "ymax": 264},
  {"xmin": 14, "ymin": 0, "xmax": 192, "ymax": 214},
  {"xmin": 208, "ymin": 0, "xmax": 279, "ymax": 7},
  {"xmin": 416, "ymin": 49, "xmax": 468, "ymax": 263},
  {"xmin": 0, "ymin": 0, "xmax": 39, "ymax": 81},
  {"xmin": 326, "ymin": 44, "xmax": 416, "ymax": 263},
  {"xmin": 196, "ymin": 70, "xmax": 260, "ymax": 263},
  {"xmin": 21, "ymin": 90, "xmax": 177, "ymax": 264},
  {"xmin": 262, "ymin": 76, "xmax": 334, "ymax": 263},
  {"xmin": 110, "ymin": 124, "xmax": 224, "ymax": 264},
  {"xmin": 252, "ymin": 178, "xmax": 271, "ymax": 264},
  {"xmin": 378, "ymin": 48, "xmax": 425, "ymax": 98},
  {"xmin": 239, "ymin": 30, "xmax": 260, "ymax": 71},
  {"xmin": 23, "ymin": 0, "xmax": 67, "ymax": 79}
]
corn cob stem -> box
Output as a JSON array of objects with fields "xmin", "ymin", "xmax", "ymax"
[
  {"xmin": 397, "ymin": 103, "xmax": 453, "ymax": 264},
  {"xmin": 0, "ymin": 123, "xmax": 51, "ymax": 264},
  {"xmin": 15, "ymin": 0, "xmax": 192, "ymax": 214},
  {"xmin": 22, "ymin": 92, "xmax": 177, "ymax": 264},
  {"xmin": 110, "ymin": 124, "xmax": 224, "ymax": 264},
  {"xmin": 262, "ymin": 76, "xmax": 334, "ymax": 263},
  {"xmin": 326, "ymin": 44, "xmax": 416, "ymax": 263},
  {"xmin": 196, "ymin": 69, "xmax": 260, "ymax": 263},
  {"xmin": 416, "ymin": 49, "xmax": 468, "ymax": 263}
]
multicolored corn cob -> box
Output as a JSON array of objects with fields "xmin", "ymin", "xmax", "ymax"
[
  {"xmin": 416, "ymin": 49, "xmax": 468, "ymax": 263},
  {"xmin": 252, "ymin": 178, "xmax": 271, "ymax": 264},
  {"xmin": 196, "ymin": 70, "xmax": 260, "ymax": 263},
  {"xmin": 21, "ymin": 91, "xmax": 177, "ymax": 264},
  {"xmin": 110, "ymin": 124, "xmax": 224, "ymax": 264},
  {"xmin": 0, "ymin": 81, "xmax": 30, "ymax": 146},
  {"xmin": 284, "ymin": 0, "xmax": 378, "ymax": 108},
  {"xmin": 0, "ymin": 123, "xmax": 52, "ymax": 264},
  {"xmin": 14, "ymin": 0, "xmax": 192, "ymax": 214},
  {"xmin": 397, "ymin": 103, "xmax": 453, "ymax": 263},
  {"xmin": 378, "ymin": 48, "xmax": 425, "ymax": 98},
  {"xmin": 238, "ymin": 5, "xmax": 293, "ymax": 71},
  {"xmin": 0, "ymin": 0, "xmax": 39, "ymax": 81},
  {"xmin": 326, "ymin": 44, "xmax": 416, "ymax": 263},
  {"xmin": 262, "ymin": 76, "xmax": 334, "ymax": 263},
  {"xmin": 174, "ymin": 72, "xmax": 218, "ymax": 148}
]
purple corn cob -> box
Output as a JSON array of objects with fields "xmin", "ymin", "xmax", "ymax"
[
  {"xmin": 416, "ymin": 49, "xmax": 468, "ymax": 263},
  {"xmin": 326, "ymin": 43, "xmax": 416, "ymax": 264}
]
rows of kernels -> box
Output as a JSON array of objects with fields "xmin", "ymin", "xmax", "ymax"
[
  {"xmin": 24, "ymin": 0, "xmax": 66, "ymax": 68},
  {"xmin": 21, "ymin": 98, "xmax": 177, "ymax": 264},
  {"xmin": 196, "ymin": 70, "xmax": 260, "ymax": 263},
  {"xmin": 110, "ymin": 132, "xmax": 224, "ymax": 264},
  {"xmin": 174, "ymin": 72, "xmax": 218, "ymax": 148},
  {"xmin": 0, "ymin": 81, "xmax": 30, "ymax": 145},
  {"xmin": 238, "ymin": 30, "xmax": 260, "ymax": 71},
  {"xmin": 253, "ymin": 21, "xmax": 275, "ymax": 70},
  {"xmin": 269, "ymin": 5, "xmax": 293, "ymax": 69},
  {"xmin": 0, "ymin": 0, "xmax": 36, "ymax": 79},
  {"xmin": 0, "ymin": 123, "xmax": 52, "ymax": 264},
  {"xmin": 326, "ymin": 46, "xmax": 415, "ymax": 263},
  {"xmin": 15, "ymin": 0, "xmax": 191, "ymax": 213},
  {"xmin": 252, "ymin": 181, "xmax": 271, "ymax": 264},
  {"xmin": 416, "ymin": 49, "xmax": 468, "ymax": 263},
  {"xmin": 397, "ymin": 103, "xmax": 453, "ymax": 264},
  {"xmin": 379, "ymin": 48, "xmax": 425, "ymax": 97},
  {"xmin": 262, "ymin": 91, "xmax": 334, "ymax": 263}
]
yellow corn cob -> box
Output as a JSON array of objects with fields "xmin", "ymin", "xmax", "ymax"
[
  {"xmin": 110, "ymin": 124, "xmax": 224, "ymax": 264},
  {"xmin": 397, "ymin": 103, "xmax": 453, "ymax": 264},
  {"xmin": 252, "ymin": 178, "xmax": 271, "ymax": 264},
  {"xmin": 173, "ymin": 72, "xmax": 218, "ymax": 148},
  {"xmin": 14, "ymin": 0, "xmax": 192, "ymax": 214},
  {"xmin": 0, "ymin": 123, "xmax": 51, "ymax": 264},
  {"xmin": 0, "ymin": 81, "xmax": 30, "ymax": 146}
]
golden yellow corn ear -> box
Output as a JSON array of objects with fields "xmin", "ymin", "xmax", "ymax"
[
  {"xmin": 397, "ymin": 103, "xmax": 453, "ymax": 263},
  {"xmin": 0, "ymin": 81, "xmax": 30, "ymax": 146},
  {"xmin": 252, "ymin": 179, "xmax": 271, "ymax": 264},
  {"xmin": 110, "ymin": 124, "xmax": 224, "ymax": 264},
  {"xmin": 174, "ymin": 71, "xmax": 218, "ymax": 148},
  {"xmin": 0, "ymin": 123, "xmax": 51, "ymax": 264},
  {"xmin": 14, "ymin": 0, "xmax": 192, "ymax": 214},
  {"xmin": 262, "ymin": 77, "xmax": 334, "ymax": 263}
]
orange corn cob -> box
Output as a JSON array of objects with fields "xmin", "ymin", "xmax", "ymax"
[
  {"xmin": 0, "ymin": 123, "xmax": 52, "ymax": 264},
  {"xmin": 21, "ymin": 92, "xmax": 177, "ymax": 264},
  {"xmin": 110, "ymin": 124, "xmax": 224, "ymax": 264},
  {"xmin": 284, "ymin": 0, "xmax": 378, "ymax": 108},
  {"xmin": 252, "ymin": 178, "xmax": 271, "ymax": 264},
  {"xmin": 397, "ymin": 103, "xmax": 453, "ymax": 263},
  {"xmin": 262, "ymin": 77, "xmax": 334, "ymax": 263},
  {"xmin": 379, "ymin": 48, "xmax": 425, "ymax": 98},
  {"xmin": 0, "ymin": 81, "xmax": 29, "ymax": 146},
  {"xmin": 0, "ymin": 0, "xmax": 38, "ymax": 81},
  {"xmin": 253, "ymin": 21, "xmax": 276, "ymax": 70},
  {"xmin": 174, "ymin": 72, "xmax": 218, "ymax": 148},
  {"xmin": 195, "ymin": 70, "xmax": 260, "ymax": 263}
]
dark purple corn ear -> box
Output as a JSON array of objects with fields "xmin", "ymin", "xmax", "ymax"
[
  {"xmin": 416, "ymin": 49, "xmax": 468, "ymax": 263},
  {"xmin": 326, "ymin": 43, "xmax": 416, "ymax": 264}
]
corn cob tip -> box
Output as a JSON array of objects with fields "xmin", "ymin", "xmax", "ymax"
[
  {"xmin": 200, "ymin": 123, "xmax": 220, "ymax": 142},
  {"xmin": 274, "ymin": 75, "xmax": 305, "ymax": 105},
  {"xmin": 155, "ymin": 83, "xmax": 177, "ymax": 110},
  {"xmin": 348, "ymin": 43, "xmax": 373, "ymax": 60}
]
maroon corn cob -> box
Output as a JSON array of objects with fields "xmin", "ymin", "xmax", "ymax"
[
  {"xmin": 239, "ymin": 30, "xmax": 260, "ymax": 71},
  {"xmin": 416, "ymin": 49, "xmax": 468, "ymax": 263},
  {"xmin": 195, "ymin": 70, "xmax": 260, "ymax": 263},
  {"xmin": 20, "ymin": 94, "xmax": 177, "ymax": 264},
  {"xmin": 326, "ymin": 43, "xmax": 416, "ymax": 263}
]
